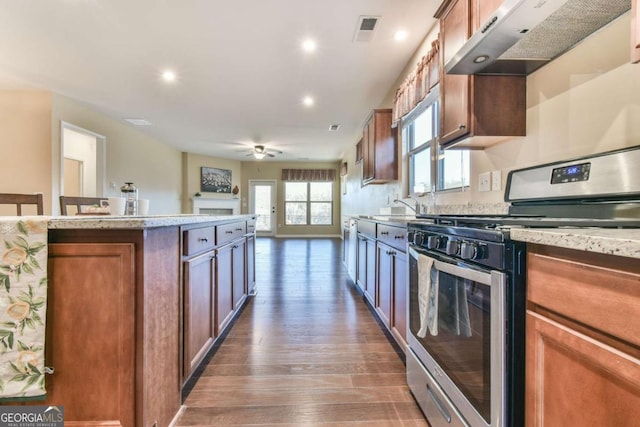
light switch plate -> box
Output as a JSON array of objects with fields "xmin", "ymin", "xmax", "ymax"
[
  {"xmin": 479, "ymin": 172, "xmax": 491, "ymax": 192},
  {"xmin": 491, "ymin": 170, "xmax": 502, "ymax": 191}
]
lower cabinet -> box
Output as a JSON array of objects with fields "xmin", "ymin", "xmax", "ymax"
[
  {"xmin": 181, "ymin": 219, "xmax": 255, "ymax": 384},
  {"xmin": 183, "ymin": 251, "xmax": 216, "ymax": 376},
  {"xmin": 357, "ymin": 233, "xmax": 376, "ymax": 305},
  {"xmin": 376, "ymin": 241, "xmax": 407, "ymax": 348},
  {"xmin": 526, "ymin": 244, "xmax": 640, "ymax": 426}
]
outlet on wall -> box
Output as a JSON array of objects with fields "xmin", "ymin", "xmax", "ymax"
[
  {"xmin": 491, "ymin": 170, "xmax": 502, "ymax": 191},
  {"xmin": 478, "ymin": 172, "xmax": 491, "ymax": 192}
]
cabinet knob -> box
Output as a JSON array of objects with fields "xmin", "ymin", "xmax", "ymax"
[{"xmin": 459, "ymin": 124, "xmax": 466, "ymax": 130}]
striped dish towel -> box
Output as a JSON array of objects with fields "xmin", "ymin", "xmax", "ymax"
[{"xmin": 0, "ymin": 217, "xmax": 48, "ymax": 401}]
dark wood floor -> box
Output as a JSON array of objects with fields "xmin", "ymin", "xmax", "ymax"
[{"xmin": 177, "ymin": 237, "xmax": 428, "ymax": 426}]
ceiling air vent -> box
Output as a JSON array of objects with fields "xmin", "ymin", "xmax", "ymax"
[
  {"xmin": 124, "ymin": 118, "xmax": 152, "ymax": 126},
  {"xmin": 329, "ymin": 124, "xmax": 341, "ymax": 131},
  {"xmin": 353, "ymin": 16, "xmax": 380, "ymax": 42}
]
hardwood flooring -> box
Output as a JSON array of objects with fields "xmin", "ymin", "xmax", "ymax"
[{"xmin": 177, "ymin": 237, "xmax": 428, "ymax": 426}]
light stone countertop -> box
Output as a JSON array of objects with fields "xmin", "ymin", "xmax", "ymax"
[
  {"xmin": 510, "ymin": 227, "xmax": 640, "ymax": 259},
  {"xmin": 47, "ymin": 214, "xmax": 254, "ymax": 229}
]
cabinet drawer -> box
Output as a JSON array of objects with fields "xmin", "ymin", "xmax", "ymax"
[
  {"xmin": 217, "ymin": 222, "xmax": 246, "ymax": 245},
  {"xmin": 377, "ymin": 224, "xmax": 407, "ymax": 252},
  {"xmin": 184, "ymin": 226, "xmax": 216, "ymax": 256},
  {"xmin": 527, "ymin": 247, "xmax": 640, "ymax": 348},
  {"xmin": 357, "ymin": 220, "xmax": 376, "ymax": 239}
]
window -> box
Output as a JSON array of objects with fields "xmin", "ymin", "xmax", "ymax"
[
  {"xmin": 404, "ymin": 89, "xmax": 469, "ymax": 194},
  {"xmin": 285, "ymin": 182, "xmax": 333, "ymax": 225}
]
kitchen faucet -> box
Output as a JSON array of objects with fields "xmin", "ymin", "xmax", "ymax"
[{"xmin": 393, "ymin": 197, "xmax": 424, "ymax": 215}]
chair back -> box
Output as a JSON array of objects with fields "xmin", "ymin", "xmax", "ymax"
[
  {"xmin": 59, "ymin": 196, "xmax": 105, "ymax": 215},
  {"xmin": 0, "ymin": 193, "xmax": 44, "ymax": 216}
]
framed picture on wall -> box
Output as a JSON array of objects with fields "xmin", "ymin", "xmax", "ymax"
[{"xmin": 201, "ymin": 167, "xmax": 232, "ymax": 193}]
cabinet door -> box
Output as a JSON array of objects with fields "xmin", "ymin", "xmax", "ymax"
[
  {"xmin": 246, "ymin": 235, "xmax": 256, "ymax": 295},
  {"xmin": 376, "ymin": 243, "xmax": 392, "ymax": 327},
  {"xmin": 363, "ymin": 117, "xmax": 374, "ymax": 181},
  {"xmin": 633, "ymin": 0, "xmax": 640, "ymax": 63},
  {"xmin": 365, "ymin": 238, "xmax": 376, "ymax": 305},
  {"xmin": 356, "ymin": 235, "xmax": 367, "ymax": 293},
  {"xmin": 440, "ymin": 0, "xmax": 471, "ymax": 144},
  {"xmin": 184, "ymin": 251, "xmax": 215, "ymax": 377},
  {"xmin": 232, "ymin": 238, "xmax": 247, "ymax": 309},
  {"xmin": 47, "ymin": 243, "xmax": 135, "ymax": 426},
  {"xmin": 215, "ymin": 244, "xmax": 234, "ymax": 334},
  {"xmin": 391, "ymin": 250, "xmax": 407, "ymax": 349},
  {"xmin": 526, "ymin": 311, "xmax": 640, "ymax": 426}
]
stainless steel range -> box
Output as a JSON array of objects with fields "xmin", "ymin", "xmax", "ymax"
[{"xmin": 406, "ymin": 145, "xmax": 640, "ymax": 427}]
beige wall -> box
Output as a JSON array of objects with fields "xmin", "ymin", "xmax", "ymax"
[
  {"xmin": 0, "ymin": 90, "xmax": 52, "ymax": 214},
  {"xmin": 52, "ymin": 94, "xmax": 182, "ymax": 214},
  {"xmin": 181, "ymin": 152, "xmax": 242, "ymax": 212},
  {"xmin": 343, "ymin": 13, "xmax": 640, "ymax": 216},
  {"xmin": 241, "ymin": 161, "xmax": 342, "ymax": 237}
]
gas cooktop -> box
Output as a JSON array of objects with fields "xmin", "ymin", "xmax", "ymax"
[{"xmin": 414, "ymin": 214, "xmax": 640, "ymax": 229}]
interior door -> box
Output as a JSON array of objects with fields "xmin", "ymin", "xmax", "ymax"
[{"xmin": 249, "ymin": 180, "xmax": 276, "ymax": 236}]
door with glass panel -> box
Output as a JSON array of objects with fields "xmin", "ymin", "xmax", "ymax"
[{"xmin": 249, "ymin": 180, "xmax": 276, "ymax": 236}]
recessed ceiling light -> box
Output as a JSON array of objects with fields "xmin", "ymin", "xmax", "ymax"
[
  {"xmin": 302, "ymin": 39, "xmax": 317, "ymax": 52},
  {"xmin": 302, "ymin": 96, "xmax": 314, "ymax": 107},
  {"xmin": 394, "ymin": 30, "xmax": 408, "ymax": 42},
  {"xmin": 162, "ymin": 70, "xmax": 177, "ymax": 82}
]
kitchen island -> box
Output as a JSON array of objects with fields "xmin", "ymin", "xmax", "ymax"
[{"xmin": 40, "ymin": 214, "xmax": 255, "ymax": 427}]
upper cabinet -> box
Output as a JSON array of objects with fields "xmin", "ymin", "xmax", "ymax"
[
  {"xmin": 633, "ymin": 0, "xmax": 640, "ymax": 63},
  {"xmin": 361, "ymin": 109, "xmax": 397, "ymax": 185},
  {"xmin": 436, "ymin": 0, "xmax": 526, "ymax": 148}
]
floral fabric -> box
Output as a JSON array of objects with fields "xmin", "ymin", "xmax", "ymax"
[{"xmin": 0, "ymin": 217, "xmax": 48, "ymax": 400}]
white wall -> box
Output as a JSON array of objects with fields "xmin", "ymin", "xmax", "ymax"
[
  {"xmin": 52, "ymin": 94, "xmax": 183, "ymax": 214},
  {"xmin": 62, "ymin": 127, "xmax": 97, "ymax": 197}
]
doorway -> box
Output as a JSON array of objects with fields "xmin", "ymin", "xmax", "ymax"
[
  {"xmin": 60, "ymin": 122, "xmax": 106, "ymax": 198},
  {"xmin": 249, "ymin": 180, "xmax": 277, "ymax": 236}
]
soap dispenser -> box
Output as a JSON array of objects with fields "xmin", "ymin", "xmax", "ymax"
[{"xmin": 120, "ymin": 182, "xmax": 138, "ymax": 215}]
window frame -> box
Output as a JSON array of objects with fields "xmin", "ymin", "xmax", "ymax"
[
  {"xmin": 403, "ymin": 86, "xmax": 470, "ymax": 196},
  {"xmin": 284, "ymin": 181, "xmax": 334, "ymax": 226}
]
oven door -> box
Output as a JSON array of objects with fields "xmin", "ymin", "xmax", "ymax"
[{"xmin": 407, "ymin": 246, "xmax": 506, "ymax": 427}]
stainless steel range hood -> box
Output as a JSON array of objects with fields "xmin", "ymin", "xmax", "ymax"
[{"xmin": 446, "ymin": 0, "xmax": 631, "ymax": 75}]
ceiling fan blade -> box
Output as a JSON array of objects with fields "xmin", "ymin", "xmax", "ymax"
[{"xmin": 266, "ymin": 153, "xmax": 276, "ymax": 157}]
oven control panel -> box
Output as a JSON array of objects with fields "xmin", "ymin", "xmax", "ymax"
[{"xmin": 409, "ymin": 229, "xmax": 504, "ymax": 270}]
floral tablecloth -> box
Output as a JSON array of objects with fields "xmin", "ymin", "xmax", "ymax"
[{"xmin": 0, "ymin": 217, "xmax": 48, "ymax": 400}]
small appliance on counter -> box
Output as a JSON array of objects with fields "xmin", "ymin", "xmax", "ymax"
[{"xmin": 120, "ymin": 182, "xmax": 138, "ymax": 215}]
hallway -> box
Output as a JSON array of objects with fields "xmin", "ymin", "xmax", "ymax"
[{"xmin": 177, "ymin": 238, "xmax": 428, "ymax": 426}]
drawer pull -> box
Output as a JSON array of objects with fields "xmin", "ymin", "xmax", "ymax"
[
  {"xmin": 235, "ymin": 228, "xmax": 243, "ymax": 231},
  {"xmin": 198, "ymin": 237, "xmax": 208, "ymax": 243},
  {"xmin": 226, "ymin": 230, "xmax": 234, "ymax": 234},
  {"xmin": 380, "ymin": 231, "xmax": 389, "ymax": 235},
  {"xmin": 427, "ymin": 384, "xmax": 452, "ymax": 423},
  {"xmin": 394, "ymin": 235, "xmax": 404, "ymax": 239}
]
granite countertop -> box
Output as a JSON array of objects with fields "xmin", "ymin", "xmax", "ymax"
[
  {"xmin": 47, "ymin": 214, "xmax": 254, "ymax": 229},
  {"xmin": 510, "ymin": 228, "xmax": 640, "ymax": 259}
]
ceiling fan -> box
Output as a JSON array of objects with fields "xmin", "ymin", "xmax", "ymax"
[{"xmin": 247, "ymin": 145, "xmax": 282, "ymax": 160}]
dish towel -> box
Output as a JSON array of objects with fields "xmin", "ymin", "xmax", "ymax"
[
  {"xmin": 415, "ymin": 250, "xmax": 439, "ymax": 338},
  {"xmin": 438, "ymin": 277, "xmax": 472, "ymax": 337},
  {"xmin": 0, "ymin": 217, "xmax": 48, "ymax": 401}
]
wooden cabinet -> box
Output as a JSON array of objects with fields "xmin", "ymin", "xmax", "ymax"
[
  {"xmin": 232, "ymin": 238, "xmax": 247, "ymax": 309},
  {"xmin": 181, "ymin": 219, "xmax": 252, "ymax": 383},
  {"xmin": 526, "ymin": 244, "xmax": 640, "ymax": 426},
  {"xmin": 45, "ymin": 227, "xmax": 181, "ymax": 427},
  {"xmin": 183, "ymin": 251, "xmax": 215, "ymax": 377},
  {"xmin": 215, "ymin": 242, "xmax": 234, "ymax": 334},
  {"xmin": 633, "ymin": 0, "xmax": 640, "ymax": 63},
  {"xmin": 361, "ymin": 109, "xmax": 397, "ymax": 184},
  {"xmin": 376, "ymin": 240, "xmax": 408, "ymax": 350},
  {"xmin": 436, "ymin": 0, "xmax": 525, "ymax": 148}
]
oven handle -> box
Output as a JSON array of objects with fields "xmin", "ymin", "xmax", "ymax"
[
  {"xmin": 426, "ymin": 383, "xmax": 452, "ymax": 423},
  {"xmin": 409, "ymin": 246, "xmax": 493, "ymax": 286}
]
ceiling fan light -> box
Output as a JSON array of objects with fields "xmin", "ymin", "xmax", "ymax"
[{"xmin": 254, "ymin": 152, "xmax": 266, "ymax": 160}]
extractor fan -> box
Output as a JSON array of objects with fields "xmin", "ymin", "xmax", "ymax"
[{"xmin": 248, "ymin": 145, "xmax": 282, "ymax": 160}]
